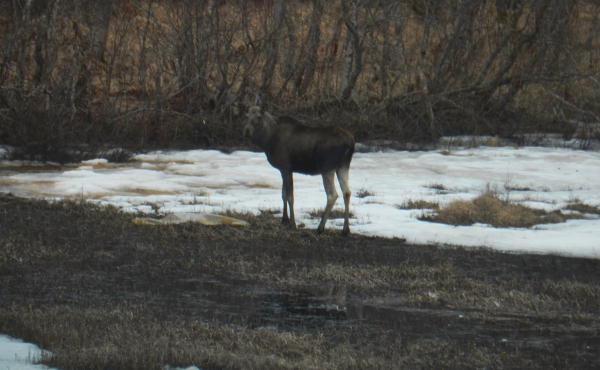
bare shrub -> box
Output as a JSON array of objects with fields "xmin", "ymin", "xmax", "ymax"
[{"xmin": 1, "ymin": 0, "xmax": 599, "ymax": 158}]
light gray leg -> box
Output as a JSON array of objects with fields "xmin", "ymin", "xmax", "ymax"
[
  {"xmin": 317, "ymin": 170, "xmax": 338, "ymax": 235},
  {"xmin": 337, "ymin": 165, "xmax": 351, "ymax": 236},
  {"xmin": 281, "ymin": 172, "xmax": 289, "ymax": 224},
  {"xmin": 281, "ymin": 171, "xmax": 296, "ymax": 228}
]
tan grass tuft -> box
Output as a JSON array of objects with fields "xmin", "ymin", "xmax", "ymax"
[
  {"xmin": 356, "ymin": 189, "xmax": 375, "ymax": 198},
  {"xmin": 422, "ymin": 194, "xmax": 588, "ymax": 228},
  {"xmin": 308, "ymin": 209, "xmax": 354, "ymax": 219},
  {"xmin": 398, "ymin": 199, "xmax": 440, "ymax": 210},
  {"xmin": 565, "ymin": 202, "xmax": 600, "ymax": 215}
]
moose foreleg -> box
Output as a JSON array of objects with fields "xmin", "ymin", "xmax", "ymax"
[
  {"xmin": 281, "ymin": 180, "xmax": 289, "ymax": 225},
  {"xmin": 336, "ymin": 166, "xmax": 351, "ymax": 236},
  {"xmin": 317, "ymin": 170, "xmax": 338, "ymax": 235},
  {"xmin": 281, "ymin": 171, "xmax": 296, "ymax": 228}
]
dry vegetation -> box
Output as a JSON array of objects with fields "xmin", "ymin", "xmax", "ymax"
[
  {"xmin": 2, "ymin": 193, "xmax": 600, "ymax": 369},
  {"xmin": 565, "ymin": 201, "xmax": 600, "ymax": 215},
  {"xmin": 398, "ymin": 198, "xmax": 440, "ymax": 210},
  {"xmin": 1, "ymin": 0, "xmax": 600, "ymax": 162},
  {"xmin": 420, "ymin": 193, "xmax": 592, "ymax": 228},
  {"xmin": 355, "ymin": 188, "xmax": 375, "ymax": 198},
  {"xmin": 308, "ymin": 208, "xmax": 355, "ymax": 220}
]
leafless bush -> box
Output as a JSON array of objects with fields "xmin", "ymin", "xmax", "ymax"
[{"xmin": 0, "ymin": 0, "xmax": 598, "ymax": 161}]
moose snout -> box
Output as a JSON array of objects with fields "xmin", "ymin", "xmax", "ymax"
[{"xmin": 243, "ymin": 124, "xmax": 254, "ymax": 138}]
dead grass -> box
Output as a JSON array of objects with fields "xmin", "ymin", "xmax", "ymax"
[
  {"xmin": 267, "ymin": 261, "xmax": 600, "ymax": 314},
  {"xmin": 398, "ymin": 199, "xmax": 440, "ymax": 210},
  {"xmin": 424, "ymin": 183, "xmax": 449, "ymax": 194},
  {"xmin": 356, "ymin": 189, "xmax": 375, "ymax": 198},
  {"xmin": 308, "ymin": 208, "xmax": 354, "ymax": 219},
  {"xmin": 0, "ymin": 306, "xmax": 399, "ymax": 370},
  {"xmin": 2, "ymin": 194, "xmax": 600, "ymax": 369},
  {"xmin": 504, "ymin": 185, "xmax": 534, "ymax": 192},
  {"xmin": 245, "ymin": 183, "xmax": 276, "ymax": 189},
  {"xmin": 422, "ymin": 193, "xmax": 589, "ymax": 228},
  {"xmin": 2, "ymin": 304, "xmax": 526, "ymax": 370},
  {"xmin": 122, "ymin": 188, "xmax": 178, "ymax": 196},
  {"xmin": 565, "ymin": 202, "xmax": 600, "ymax": 215},
  {"xmin": 425, "ymin": 182, "xmax": 447, "ymax": 191}
]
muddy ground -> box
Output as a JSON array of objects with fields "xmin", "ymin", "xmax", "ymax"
[{"xmin": 1, "ymin": 193, "xmax": 599, "ymax": 369}]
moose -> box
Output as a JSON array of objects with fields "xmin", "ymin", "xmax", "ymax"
[{"xmin": 243, "ymin": 106, "xmax": 355, "ymax": 236}]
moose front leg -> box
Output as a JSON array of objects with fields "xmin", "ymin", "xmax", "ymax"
[
  {"xmin": 281, "ymin": 179, "xmax": 289, "ymax": 225},
  {"xmin": 281, "ymin": 171, "xmax": 296, "ymax": 228}
]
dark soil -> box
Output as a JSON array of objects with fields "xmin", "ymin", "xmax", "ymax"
[{"xmin": 1, "ymin": 193, "xmax": 599, "ymax": 369}]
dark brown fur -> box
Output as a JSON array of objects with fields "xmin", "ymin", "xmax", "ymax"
[{"xmin": 244, "ymin": 107, "xmax": 354, "ymax": 235}]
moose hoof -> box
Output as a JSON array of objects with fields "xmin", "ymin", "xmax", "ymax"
[{"xmin": 341, "ymin": 229, "xmax": 350, "ymax": 237}]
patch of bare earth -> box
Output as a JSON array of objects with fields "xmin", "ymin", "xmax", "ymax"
[{"xmin": 1, "ymin": 194, "xmax": 600, "ymax": 369}]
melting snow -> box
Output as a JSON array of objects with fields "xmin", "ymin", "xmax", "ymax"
[{"xmin": 1, "ymin": 146, "xmax": 599, "ymax": 259}]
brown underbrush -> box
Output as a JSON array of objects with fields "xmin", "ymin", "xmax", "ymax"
[{"xmin": 2, "ymin": 1, "xmax": 600, "ymax": 163}]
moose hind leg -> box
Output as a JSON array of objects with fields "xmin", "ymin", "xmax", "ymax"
[
  {"xmin": 336, "ymin": 165, "xmax": 351, "ymax": 236},
  {"xmin": 281, "ymin": 171, "xmax": 296, "ymax": 228},
  {"xmin": 317, "ymin": 170, "xmax": 338, "ymax": 235}
]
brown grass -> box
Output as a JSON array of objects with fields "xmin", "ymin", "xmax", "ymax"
[
  {"xmin": 422, "ymin": 194, "xmax": 589, "ymax": 228},
  {"xmin": 1, "ymin": 306, "xmax": 392, "ymax": 370},
  {"xmin": 244, "ymin": 182, "xmax": 276, "ymax": 189},
  {"xmin": 356, "ymin": 189, "xmax": 375, "ymax": 198},
  {"xmin": 121, "ymin": 188, "xmax": 178, "ymax": 196},
  {"xmin": 565, "ymin": 202, "xmax": 600, "ymax": 215},
  {"xmin": 2, "ymin": 194, "xmax": 600, "ymax": 369},
  {"xmin": 424, "ymin": 183, "xmax": 449, "ymax": 194},
  {"xmin": 5, "ymin": 304, "xmax": 531, "ymax": 370},
  {"xmin": 308, "ymin": 208, "xmax": 354, "ymax": 219},
  {"xmin": 398, "ymin": 199, "xmax": 440, "ymax": 210},
  {"xmin": 265, "ymin": 262, "xmax": 600, "ymax": 314}
]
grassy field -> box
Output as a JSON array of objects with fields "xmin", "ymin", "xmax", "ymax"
[{"xmin": 1, "ymin": 193, "xmax": 600, "ymax": 369}]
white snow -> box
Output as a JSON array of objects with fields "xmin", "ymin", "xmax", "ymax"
[
  {"xmin": 0, "ymin": 334, "xmax": 200, "ymax": 370},
  {"xmin": 2, "ymin": 144, "xmax": 600, "ymax": 369},
  {"xmin": 2, "ymin": 146, "xmax": 600, "ymax": 259},
  {"xmin": 0, "ymin": 334, "xmax": 55, "ymax": 370}
]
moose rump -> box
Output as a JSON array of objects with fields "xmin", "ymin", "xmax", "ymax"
[{"xmin": 244, "ymin": 107, "xmax": 355, "ymax": 236}]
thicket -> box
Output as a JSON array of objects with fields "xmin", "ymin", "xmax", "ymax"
[{"xmin": 0, "ymin": 0, "xmax": 599, "ymax": 162}]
